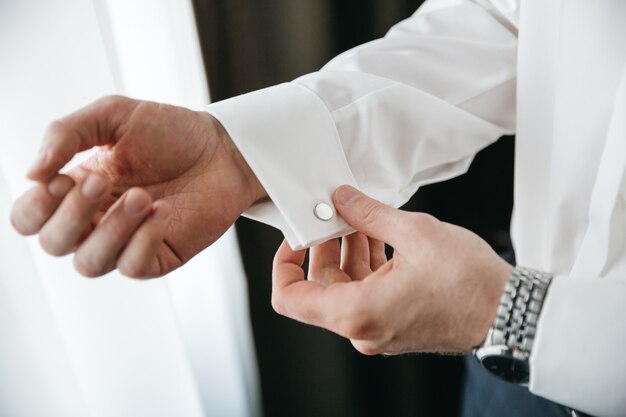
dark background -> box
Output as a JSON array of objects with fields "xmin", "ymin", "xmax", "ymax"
[{"xmin": 191, "ymin": 1, "xmax": 514, "ymax": 416}]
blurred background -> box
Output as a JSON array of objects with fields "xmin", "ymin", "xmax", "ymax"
[{"xmin": 0, "ymin": 0, "xmax": 513, "ymax": 416}]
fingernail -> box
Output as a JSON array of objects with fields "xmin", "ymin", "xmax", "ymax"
[
  {"xmin": 48, "ymin": 176, "xmax": 73, "ymax": 198},
  {"xmin": 124, "ymin": 189, "xmax": 150, "ymax": 215},
  {"xmin": 151, "ymin": 202, "xmax": 172, "ymax": 221},
  {"xmin": 334, "ymin": 185, "xmax": 360, "ymax": 206},
  {"xmin": 28, "ymin": 149, "xmax": 49, "ymax": 172},
  {"xmin": 81, "ymin": 174, "xmax": 107, "ymax": 200}
]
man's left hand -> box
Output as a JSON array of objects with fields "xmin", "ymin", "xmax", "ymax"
[{"xmin": 271, "ymin": 185, "xmax": 512, "ymax": 355}]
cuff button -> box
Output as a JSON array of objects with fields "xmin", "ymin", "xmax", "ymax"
[{"xmin": 314, "ymin": 203, "xmax": 334, "ymax": 221}]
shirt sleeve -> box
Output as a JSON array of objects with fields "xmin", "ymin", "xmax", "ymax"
[
  {"xmin": 206, "ymin": 0, "xmax": 519, "ymax": 250},
  {"xmin": 530, "ymin": 276, "xmax": 626, "ymax": 417}
]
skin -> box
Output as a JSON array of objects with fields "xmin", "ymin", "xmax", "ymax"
[
  {"xmin": 272, "ymin": 185, "xmax": 512, "ymax": 354},
  {"xmin": 11, "ymin": 95, "xmax": 510, "ymax": 351},
  {"xmin": 10, "ymin": 95, "xmax": 266, "ymax": 278}
]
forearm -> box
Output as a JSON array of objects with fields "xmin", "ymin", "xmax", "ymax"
[{"xmin": 207, "ymin": 0, "xmax": 518, "ymax": 248}]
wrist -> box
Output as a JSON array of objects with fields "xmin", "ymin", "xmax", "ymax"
[
  {"xmin": 471, "ymin": 258, "xmax": 513, "ymax": 350},
  {"xmin": 474, "ymin": 266, "xmax": 555, "ymax": 385},
  {"xmin": 201, "ymin": 112, "xmax": 268, "ymax": 209}
]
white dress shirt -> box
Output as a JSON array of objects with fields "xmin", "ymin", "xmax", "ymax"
[{"xmin": 207, "ymin": 0, "xmax": 626, "ymax": 415}]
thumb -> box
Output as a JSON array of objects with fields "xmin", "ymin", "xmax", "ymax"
[{"xmin": 332, "ymin": 185, "xmax": 411, "ymax": 247}]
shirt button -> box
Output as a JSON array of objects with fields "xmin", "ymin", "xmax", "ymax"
[
  {"xmin": 314, "ymin": 203, "xmax": 334, "ymax": 221},
  {"xmin": 616, "ymin": 194, "xmax": 626, "ymax": 213}
]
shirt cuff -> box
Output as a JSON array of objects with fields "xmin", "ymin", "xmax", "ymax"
[
  {"xmin": 206, "ymin": 83, "xmax": 359, "ymax": 250},
  {"xmin": 529, "ymin": 276, "xmax": 626, "ymax": 416}
]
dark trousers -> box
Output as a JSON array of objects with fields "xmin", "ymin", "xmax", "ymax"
[{"xmin": 459, "ymin": 355, "xmax": 573, "ymax": 417}]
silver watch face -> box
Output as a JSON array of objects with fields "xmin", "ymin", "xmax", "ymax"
[{"xmin": 475, "ymin": 346, "xmax": 530, "ymax": 385}]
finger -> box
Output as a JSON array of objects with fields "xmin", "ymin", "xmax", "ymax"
[
  {"xmin": 340, "ymin": 232, "xmax": 373, "ymax": 280},
  {"xmin": 27, "ymin": 96, "xmax": 138, "ymax": 181},
  {"xmin": 272, "ymin": 239, "xmax": 307, "ymax": 283},
  {"xmin": 333, "ymin": 185, "xmax": 413, "ymax": 247},
  {"xmin": 272, "ymin": 240, "xmax": 308, "ymax": 313},
  {"xmin": 272, "ymin": 239, "xmax": 323, "ymax": 318},
  {"xmin": 73, "ymin": 187, "xmax": 152, "ymax": 277},
  {"xmin": 11, "ymin": 174, "xmax": 75, "ymax": 235},
  {"xmin": 116, "ymin": 201, "xmax": 173, "ymax": 278},
  {"xmin": 368, "ymin": 237, "xmax": 388, "ymax": 271},
  {"xmin": 38, "ymin": 173, "xmax": 110, "ymax": 256},
  {"xmin": 70, "ymin": 210, "xmax": 105, "ymax": 249},
  {"xmin": 308, "ymin": 239, "xmax": 350, "ymax": 285},
  {"xmin": 272, "ymin": 240, "xmax": 361, "ymax": 333}
]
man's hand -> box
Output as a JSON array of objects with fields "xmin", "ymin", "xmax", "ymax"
[
  {"xmin": 272, "ymin": 185, "xmax": 512, "ymax": 355},
  {"xmin": 11, "ymin": 96, "xmax": 266, "ymax": 278}
]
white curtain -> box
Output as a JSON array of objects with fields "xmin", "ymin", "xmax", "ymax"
[{"xmin": 0, "ymin": 0, "xmax": 259, "ymax": 416}]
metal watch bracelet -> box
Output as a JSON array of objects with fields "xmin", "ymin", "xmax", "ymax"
[
  {"xmin": 475, "ymin": 268, "xmax": 595, "ymax": 416},
  {"xmin": 486, "ymin": 266, "xmax": 554, "ymax": 360}
]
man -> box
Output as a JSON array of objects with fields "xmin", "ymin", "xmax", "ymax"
[{"xmin": 10, "ymin": 1, "xmax": 625, "ymax": 416}]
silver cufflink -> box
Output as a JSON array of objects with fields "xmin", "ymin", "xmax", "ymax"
[{"xmin": 313, "ymin": 203, "xmax": 333, "ymax": 221}]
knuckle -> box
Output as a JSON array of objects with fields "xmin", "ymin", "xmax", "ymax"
[
  {"xmin": 38, "ymin": 231, "xmax": 70, "ymax": 257},
  {"xmin": 95, "ymin": 95, "xmax": 140, "ymax": 121},
  {"xmin": 342, "ymin": 263, "xmax": 368, "ymax": 281},
  {"xmin": 359, "ymin": 201, "xmax": 384, "ymax": 226},
  {"xmin": 270, "ymin": 293, "xmax": 285, "ymax": 316},
  {"xmin": 118, "ymin": 260, "xmax": 146, "ymax": 279},
  {"xmin": 341, "ymin": 313, "xmax": 377, "ymax": 341},
  {"xmin": 61, "ymin": 204, "xmax": 85, "ymax": 226},
  {"xmin": 107, "ymin": 223, "xmax": 130, "ymax": 243},
  {"xmin": 47, "ymin": 174, "xmax": 75, "ymax": 198},
  {"xmin": 45, "ymin": 119, "xmax": 69, "ymax": 139},
  {"xmin": 96, "ymin": 94, "xmax": 127, "ymax": 109},
  {"xmin": 133, "ymin": 229, "xmax": 158, "ymax": 248},
  {"xmin": 10, "ymin": 206, "xmax": 32, "ymax": 236},
  {"xmin": 410, "ymin": 212, "xmax": 438, "ymax": 230},
  {"xmin": 73, "ymin": 256, "xmax": 105, "ymax": 278},
  {"xmin": 351, "ymin": 340, "xmax": 383, "ymax": 356},
  {"xmin": 10, "ymin": 191, "xmax": 41, "ymax": 235}
]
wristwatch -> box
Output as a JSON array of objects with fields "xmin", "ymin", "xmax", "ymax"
[{"xmin": 473, "ymin": 266, "xmax": 554, "ymax": 385}]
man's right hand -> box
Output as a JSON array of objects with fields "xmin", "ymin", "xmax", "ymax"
[{"xmin": 10, "ymin": 96, "xmax": 266, "ymax": 278}]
